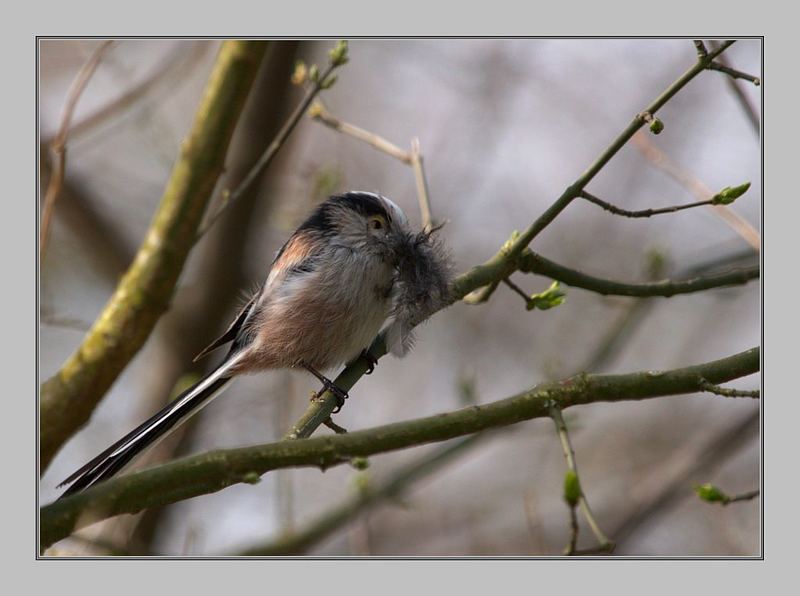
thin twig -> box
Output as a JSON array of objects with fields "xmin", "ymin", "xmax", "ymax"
[
  {"xmin": 311, "ymin": 100, "xmax": 412, "ymax": 163},
  {"xmin": 549, "ymin": 404, "xmax": 614, "ymax": 553},
  {"xmin": 502, "ymin": 277, "xmax": 531, "ymax": 302},
  {"xmin": 693, "ymin": 40, "xmax": 708, "ymax": 58},
  {"xmin": 579, "ymin": 189, "xmax": 715, "ymax": 218},
  {"xmin": 725, "ymin": 489, "xmax": 760, "ymax": 504},
  {"xmin": 566, "ymin": 503, "xmax": 579, "ymax": 555},
  {"xmin": 196, "ymin": 60, "xmax": 342, "ymax": 239},
  {"xmin": 699, "ymin": 380, "xmax": 759, "ymax": 398},
  {"xmin": 41, "ymin": 42, "xmax": 209, "ymax": 146},
  {"xmin": 707, "ymin": 40, "xmax": 759, "ymax": 135},
  {"xmin": 40, "ymin": 40, "xmax": 114, "ymax": 260},
  {"xmin": 708, "ymin": 61, "xmax": 761, "ymax": 86},
  {"xmin": 410, "ymin": 137, "xmax": 434, "ymax": 230},
  {"xmin": 322, "ymin": 418, "xmax": 348, "ymax": 434},
  {"xmin": 631, "ymin": 131, "xmax": 760, "ymax": 252}
]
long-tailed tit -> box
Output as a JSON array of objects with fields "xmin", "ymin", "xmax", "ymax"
[{"xmin": 58, "ymin": 191, "xmax": 451, "ymax": 496}]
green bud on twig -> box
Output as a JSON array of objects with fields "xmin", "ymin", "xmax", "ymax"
[
  {"xmin": 328, "ymin": 40, "xmax": 349, "ymax": 67},
  {"xmin": 694, "ymin": 482, "xmax": 729, "ymax": 504},
  {"xmin": 649, "ymin": 117, "xmax": 664, "ymax": 134},
  {"xmin": 320, "ymin": 75, "xmax": 338, "ymax": 90},
  {"xmin": 291, "ymin": 60, "xmax": 307, "ymax": 86},
  {"xmin": 527, "ymin": 281, "xmax": 566, "ymax": 311},
  {"xmin": 563, "ymin": 470, "xmax": 581, "ymax": 507},
  {"xmin": 711, "ymin": 182, "xmax": 751, "ymax": 205},
  {"xmin": 242, "ymin": 472, "xmax": 261, "ymax": 485},
  {"xmin": 350, "ymin": 456, "xmax": 370, "ymax": 471},
  {"xmin": 309, "ymin": 64, "xmax": 320, "ymax": 84}
]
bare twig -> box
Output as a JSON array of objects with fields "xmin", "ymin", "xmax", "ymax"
[
  {"xmin": 693, "ymin": 40, "xmax": 708, "ymax": 58},
  {"xmin": 708, "ymin": 61, "xmax": 760, "ymax": 86},
  {"xmin": 725, "ymin": 489, "xmax": 760, "ymax": 504},
  {"xmin": 610, "ymin": 410, "xmax": 759, "ymax": 549},
  {"xmin": 631, "ymin": 132, "xmax": 760, "ymax": 251},
  {"xmin": 707, "ymin": 40, "xmax": 760, "ymax": 135},
  {"xmin": 549, "ymin": 404, "xmax": 614, "ymax": 554},
  {"xmin": 42, "ymin": 42, "xmax": 210, "ymax": 146},
  {"xmin": 579, "ymin": 189, "xmax": 716, "ymax": 218},
  {"xmin": 501, "ymin": 277, "xmax": 531, "ymax": 302},
  {"xmin": 410, "ymin": 137, "xmax": 434, "ymax": 230},
  {"xmin": 311, "ymin": 100, "xmax": 412, "ymax": 163},
  {"xmin": 40, "ymin": 40, "xmax": 114, "ymax": 260},
  {"xmin": 699, "ymin": 380, "xmax": 759, "ymax": 398}
]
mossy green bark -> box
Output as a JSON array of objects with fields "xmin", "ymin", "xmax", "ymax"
[
  {"xmin": 40, "ymin": 41, "xmax": 268, "ymax": 471},
  {"xmin": 40, "ymin": 347, "xmax": 758, "ymax": 550}
]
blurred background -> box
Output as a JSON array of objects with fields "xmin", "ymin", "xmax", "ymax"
[{"xmin": 38, "ymin": 39, "xmax": 761, "ymax": 556}]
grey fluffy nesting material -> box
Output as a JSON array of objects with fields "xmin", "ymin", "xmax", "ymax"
[{"xmin": 385, "ymin": 226, "xmax": 453, "ymax": 356}]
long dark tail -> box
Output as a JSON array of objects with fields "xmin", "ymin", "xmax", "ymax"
[{"xmin": 57, "ymin": 358, "xmax": 239, "ymax": 498}]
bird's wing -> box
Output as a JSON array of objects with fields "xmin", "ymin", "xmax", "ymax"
[
  {"xmin": 192, "ymin": 292, "xmax": 259, "ymax": 362},
  {"xmin": 192, "ymin": 232, "xmax": 324, "ymax": 361}
]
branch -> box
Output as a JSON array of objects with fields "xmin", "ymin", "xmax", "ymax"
[
  {"xmin": 310, "ymin": 100, "xmax": 412, "ymax": 163},
  {"xmin": 283, "ymin": 41, "xmax": 743, "ymax": 433},
  {"xmin": 41, "ymin": 40, "xmax": 114, "ymax": 260},
  {"xmin": 550, "ymin": 405, "xmax": 614, "ymax": 554},
  {"xmin": 39, "ymin": 41, "xmax": 269, "ymax": 471},
  {"xmin": 40, "ymin": 347, "xmax": 759, "ymax": 549},
  {"xmin": 631, "ymin": 132, "xmax": 760, "ymax": 251},
  {"xmin": 707, "ymin": 40, "xmax": 759, "ymax": 135},
  {"xmin": 708, "ymin": 61, "xmax": 761, "ymax": 86},
  {"xmin": 455, "ymin": 41, "xmax": 737, "ymax": 306},
  {"xmin": 579, "ymin": 189, "xmax": 717, "ymax": 218},
  {"xmin": 518, "ymin": 251, "xmax": 758, "ymax": 298},
  {"xmin": 699, "ymin": 380, "xmax": 759, "ymax": 398}
]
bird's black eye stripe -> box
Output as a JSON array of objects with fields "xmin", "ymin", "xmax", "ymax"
[{"xmin": 296, "ymin": 192, "xmax": 391, "ymax": 236}]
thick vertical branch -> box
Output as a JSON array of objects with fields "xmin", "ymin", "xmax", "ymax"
[{"xmin": 40, "ymin": 41, "xmax": 269, "ymax": 471}]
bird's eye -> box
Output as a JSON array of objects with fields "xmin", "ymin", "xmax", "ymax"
[{"xmin": 369, "ymin": 216, "xmax": 386, "ymax": 230}]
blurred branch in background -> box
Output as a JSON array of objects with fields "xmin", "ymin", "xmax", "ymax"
[
  {"xmin": 40, "ymin": 40, "xmax": 114, "ymax": 260},
  {"xmin": 631, "ymin": 132, "xmax": 760, "ymax": 252},
  {"xmin": 196, "ymin": 41, "xmax": 350, "ymax": 239},
  {"xmin": 40, "ymin": 346, "xmax": 758, "ymax": 549},
  {"xmin": 707, "ymin": 40, "xmax": 760, "ymax": 135},
  {"xmin": 124, "ymin": 42, "xmax": 302, "ymax": 555},
  {"xmin": 238, "ymin": 434, "xmax": 485, "ymax": 555},
  {"xmin": 610, "ymin": 408, "xmax": 759, "ymax": 552},
  {"xmin": 42, "ymin": 42, "xmax": 211, "ymax": 146},
  {"xmin": 39, "ymin": 41, "xmax": 269, "ymax": 471}
]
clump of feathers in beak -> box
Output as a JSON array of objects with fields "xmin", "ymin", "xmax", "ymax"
[{"xmin": 385, "ymin": 224, "xmax": 453, "ymax": 356}]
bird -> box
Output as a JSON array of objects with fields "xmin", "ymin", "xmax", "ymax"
[{"xmin": 57, "ymin": 191, "xmax": 454, "ymax": 498}]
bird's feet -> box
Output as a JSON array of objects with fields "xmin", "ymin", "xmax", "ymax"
[
  {"xmin": 301, "ymin": 361, "xmax": 351, "ymax": 413},
  {"xmin": 360, "ymin": 349, "xmax": 378, "ymax": 374}
]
